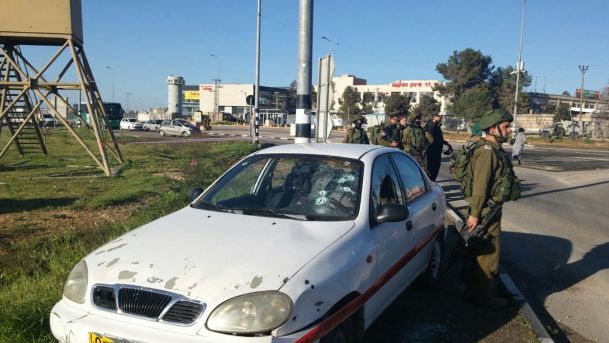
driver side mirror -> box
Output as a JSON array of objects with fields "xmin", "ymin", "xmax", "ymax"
[
  {"xmin": 376, "ymin": 203, "xmax": 409, "ymax": 224},
  {"xmin": 189, "ymin": 187, "xmax": 204, "ymax": 202}
]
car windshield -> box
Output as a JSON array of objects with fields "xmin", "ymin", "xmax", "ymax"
[{"xmin": 192, "ymin": 154, "xmax": 363, "ymax": 221}]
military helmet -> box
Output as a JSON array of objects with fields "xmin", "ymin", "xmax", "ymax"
[
  {"xmin": 479, "ymin": 110, "xmax": 513, "ymax": 130},
  {"xmin": 353, "ymin": 115, "xmax": 366, "ymax": 123}
]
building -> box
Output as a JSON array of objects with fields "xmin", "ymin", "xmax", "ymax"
[
  {"xmin": 182, "ymin": 85, "xmax": 199, "ymax": 118},
  {"xmin": 326, "ymin": 74, "xmax": 448, "ymax": 114},
  {"xmin": 528, "ymin": 91, "xmax": 605, "ymax": 115},
  {"xmin": 167, "ymin": 75, "xmax": 184, "ymax": 115},
  {"xmin": 199, "ymin": 83, "xmax": 293, "ymax": 123}
]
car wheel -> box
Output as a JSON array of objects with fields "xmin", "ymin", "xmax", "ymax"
[
  {"xmin": 320, "ymin": 316, "xmax": 353, "ymax": 343},
  {"xmin": 159, "ymin": 130, "xmax": 165, "ymax": 136},
  {"xmin": 417, "ymin": 234, "xmax": 444, "ymax": 287},
  {"xmin": 182, "ymin": 131, "xmax": 188, "ymax": 137},
  {"xmin": 144, "ymin": 128, "xmax": 149, "ymax": 132}
]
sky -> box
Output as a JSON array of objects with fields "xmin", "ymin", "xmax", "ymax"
[{"xmin": 23, "ymin": 0, "xmax": 609, "ymax": 110}]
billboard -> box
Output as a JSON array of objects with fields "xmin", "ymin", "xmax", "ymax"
[
  {"xmin": 575, "ymin": 89, "xmax": 600, "ymax": 100},
  {"xmin": 184, "ymin": 91, "xmax": 200, "ymax": 101}
]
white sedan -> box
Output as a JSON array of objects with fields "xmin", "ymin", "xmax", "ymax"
[
  {"xmin": 50, "ymin": 143, "xmax": 447, "ymax": 343},
  {"xmin": 119, "ymin": 118, "xmax": 143, "ymax": 130}
]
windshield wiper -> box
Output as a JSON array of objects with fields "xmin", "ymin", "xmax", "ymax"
[
  {"xmin": 195, "ymin": 201, "xmax": 240, "ymax": 213},
  {"xmin": 236, "ymin": 207, "xmax": 307, "ymax": 220}
]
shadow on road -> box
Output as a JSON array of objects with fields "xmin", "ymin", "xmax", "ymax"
[
  {"xmin": 519, "ymin": 180, "xmax": 609, "ymax": 199},
  {"xmin": 502, "ymin": 232, "xmax": 609, "ymax": 342}
]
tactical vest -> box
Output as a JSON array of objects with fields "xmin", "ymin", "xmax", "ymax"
[
  {"xmin": 451, "ymin": 140, "xmax": 520, "ymax": 203},
  {"xmin": 368, "ymin": 123, "xmax": 385, "ymax": 145},
  {"xmin": 404, "ymin": 125, "xmax": 426, "ymax": 152},
  {"xmin": 346, "ymin": 127, "xmax": 367, "ymax": 144}
]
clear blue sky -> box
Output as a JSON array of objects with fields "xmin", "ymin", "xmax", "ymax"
[{"xmin": 70, "ymin": 0, "xmax": 609, "ymax": 109}]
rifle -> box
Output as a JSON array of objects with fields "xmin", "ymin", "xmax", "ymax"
[{"xmin": 457, "ymin": 200, "xmax": 502, "ymax": 249}]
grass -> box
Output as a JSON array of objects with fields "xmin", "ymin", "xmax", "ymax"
[{"xmin": 0, "ymin": 128, "xmax": 256, "ymax": 342}]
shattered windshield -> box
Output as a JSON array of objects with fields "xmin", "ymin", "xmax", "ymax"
[{"xmin": 192, "ymin": 154, "xmax": 363, "ymax": 221}]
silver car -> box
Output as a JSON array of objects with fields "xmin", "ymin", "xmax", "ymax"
[
  {"xmin": 159, "ymin": 120, "xmax": 199, "ymax": 137},
  {"xmin": 143, "ymin": 119, "xmax": 163, "ymax": 132}
]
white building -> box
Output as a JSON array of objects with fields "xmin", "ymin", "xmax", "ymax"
[{"xmin": 326, "ymin": 74, "xmax": 448, "ymax": 114}]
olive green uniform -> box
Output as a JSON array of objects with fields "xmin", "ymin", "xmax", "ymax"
[
  {"xmin": 342, "ymin": 126, "xmax": 369, "ymax": 144},
  {"xmin": 401, "ymin": 124, "xmax": 430, "ymax": 169},
  {"xmin": 378, "ymin": 124, "xmax": 401, "ymax": 147},
  {"xmin": 464, "ymin": 140, "xmax": 517, "ymax": 297}
]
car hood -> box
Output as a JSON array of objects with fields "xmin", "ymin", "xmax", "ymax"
[{"xmin": 85, "ymin": 206, "xmax": 354, "ymax": 302}]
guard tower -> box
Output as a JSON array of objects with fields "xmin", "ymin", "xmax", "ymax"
[{"xmin": 0, "ymin": 0, "xmax": 123, "ymax": 175}]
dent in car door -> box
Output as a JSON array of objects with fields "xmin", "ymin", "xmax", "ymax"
[{"xmin": 366, "ymin": 154, "xmax": 417, "ymax": 324}]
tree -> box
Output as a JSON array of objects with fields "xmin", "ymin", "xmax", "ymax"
[
  {"xmin": 553, "ymin": 103, "xmax": 571, "ymax": 122},
  {"xmin": 417, "ymin": 94, "xmax": 441, "ymax": 120},
  {"xmin": 488, "ymin": 66, "xmax": 531, "ymax": 114},
  {"xmin": 338, "ymin": 86, "xmax": 361, "ymax": 119},
  {"xmin": 361, "ymin": 92, "xmax": 375, "ymax": 114},
  {"xmin": 383, "ymin": 93, "xmax": 410, "ymax": 116},
  {"xmin": 561, "ymin": 90, "xmax": 571, "ymax": 97},
  {"xmin": 449, "ymin": 87, "xmax": 493, "ymax": 122},
  {"xmin": 435, "ymin": 48, "xmax": 494, "ymax": 98}
]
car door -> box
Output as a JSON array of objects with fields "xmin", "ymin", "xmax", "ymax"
[
  {"xmin": 366, "ymin": 154, "xmax": 417, "ymax": 322},
  {"xmin": 390, "ymin": 152, "xmax": 440, "ymax": 274}
]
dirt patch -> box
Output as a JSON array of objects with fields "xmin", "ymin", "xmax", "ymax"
[{"xmin": 0, "ymin": 200, "xmax": 152, "ymax": 254}]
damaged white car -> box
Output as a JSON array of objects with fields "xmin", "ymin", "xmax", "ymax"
[{"xmin": 50, "ymin": 143, "xmax": 447, "ymax": 343}]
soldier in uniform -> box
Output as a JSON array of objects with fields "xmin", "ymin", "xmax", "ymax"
[
  {"xmin": 342, "ymin": 115, "xmax": 370, "ymax": 144},
  {"xmin": 378, "ymin": 112, "xmax": 401, "ymax": 148},
  {"xmin": 464, "ymin": 110, "xmax": 520, "ymax": 308},
  {"xmin": 402, "ymin": 111, "xmax": 431, "ymax": 170}
]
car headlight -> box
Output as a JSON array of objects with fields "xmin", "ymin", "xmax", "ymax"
[
  {"xmin": 206, "ymin": 291, "xmax": 293, "ymax": 335},
  {"xmin": 63, "ymin": 260, "xmax": 88, "ymax": 303}
]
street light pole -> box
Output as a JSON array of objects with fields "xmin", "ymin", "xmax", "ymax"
[
  {"xmin": 512, "ymin": 0, "xmax": 526, "ymax": 129},
  {"xmin": 210, "ymin": 54, "xmax": 220, "ymax": 119},
  {"xmin": 577, "ymin": 65, "xmax": 588, "ymax": 140},
  {"xmin": 321, "ymin": 36, "xmax": 339, "ymax": 55},
  {"xmin": 105, "ymin": 66, "xmax": 114, "ymax": 103}
]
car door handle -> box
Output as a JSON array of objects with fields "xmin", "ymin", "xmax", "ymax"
[
  {"xmin": 432, "ymin": 203, "xmax": 437, "ymax": 211},
  {"xmin": 405, "ymin": 220, "xmax": 413, "ymax": 231}
]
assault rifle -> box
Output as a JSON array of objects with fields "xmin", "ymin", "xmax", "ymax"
[{"xmin": 457, "ymin": 200, "xmax": 502, "ymax": 249}]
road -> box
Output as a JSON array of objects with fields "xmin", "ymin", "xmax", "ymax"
[{"xmin": 439, "ymin": 142, "xmax": 609, "ymax": 343}]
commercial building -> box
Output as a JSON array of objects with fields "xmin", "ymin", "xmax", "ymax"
[
  {"xmin": 182, "ymin": 85, "xmax": 200, "ymax": 118},
  {"xmin": 327, "ymin": 74, "xmax": 449, "ymax": 114},
  {"xmin": 199, "ymin": 83, "xmax": 292, "ymax": 123}
]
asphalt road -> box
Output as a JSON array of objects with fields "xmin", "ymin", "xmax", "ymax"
[{"xmin": 439, "ymin": 143, "xmax": 609, "ymax": 343}]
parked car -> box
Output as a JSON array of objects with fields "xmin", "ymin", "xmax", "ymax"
[
  {"xmin": 119, "ymin": 118, "xmax": 143, "ymax": 130},
  {"xmin": 40, "ymin": 114, "xmax": 57, "ymax": 127},
  {"xmin": 50, "ymin": 143, "xmax": 447, "ymax": 343},
  {"xmin": 143, "ymin": 119, "xmax": 163, "ymax": 132},
  {"xmin": 159, "ymin": 119, "xmax": 200, "ymax": 137}
]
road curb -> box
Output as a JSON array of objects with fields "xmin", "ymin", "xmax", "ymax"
[{"xmin": 445, "ymin": 206, "xmax": 554, "ymax": 343}]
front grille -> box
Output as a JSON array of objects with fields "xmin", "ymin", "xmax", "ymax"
[
  {"xmin": 91, "ymin": 284, "xmax": 205, "ymax": 325},
  {"xmin": 118, "ymin": 288, "xmax": 172, "ymax": 318},
  {"xmin": 163, "ymin": 301, "xmax": 205, "ymax": 324}
]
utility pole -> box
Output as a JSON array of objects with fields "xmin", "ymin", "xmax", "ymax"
[
  {"xmin": 210, "ymin": 54, "xmax": 220, "ymax": 120},
  {"xmin": 295, "ymin": 0, "xmax": 313, "ymax": 144},
  {"xmin": 512, "ymin": 0, "xmax": 526, "ymax": 129},
  {"xmin": 254, "ymin": 0, "xmax": 261, "ymax": 147},
  {"xmin": 577, "ymin": 65, "xmax": 588, "ymax": 140},
  {"xmin": 105, "ymin": 66, "xmax": 114, "ymax": 103}
]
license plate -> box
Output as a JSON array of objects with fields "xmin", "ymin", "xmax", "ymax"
[{"xmin": 89, "ymin": 332, "xmax": 137, "ymax": 343}]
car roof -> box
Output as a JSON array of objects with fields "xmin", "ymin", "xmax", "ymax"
[{"xmin": 252, "ymin": 143, "xmax": 386, "ymax": 160}]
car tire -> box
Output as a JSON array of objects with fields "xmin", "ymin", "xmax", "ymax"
[
  {"xmin": 417, "ymin": 234, "xmax": 444, "ymax": 287},
  {"xmin": 145, "ymin": 128, "xmax": 149, "ymax": 132},
  {"xmin": 159, "ymin": 130, "xmax": 165, "ymax": 136},
  {"xmin": 182, "ymin": 131, "xmax": 188, "ymax": 137},
  {"xmin": 320, "ymin": 316, "xmax": 353, "ymax": 343}
]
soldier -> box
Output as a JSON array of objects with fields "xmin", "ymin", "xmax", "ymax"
[
  {"xmin": 378, "ymin": 112, "xmax": 401, "ymax": 148},
  {"xmin": 402, "ymin": 111, "xmax": 431, "ymax": 170},
  {"xmin": 342, "ymin": 115, "xmax": 370, "ymax": 144},
  {"xmin": 464, "ymin": 110, "xmax": 520, "ymax": 308},
  {"xmin": 425, "ymin": 113, "xmax": 452, "ymax": 181}
]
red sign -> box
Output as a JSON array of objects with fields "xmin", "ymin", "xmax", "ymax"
[{"xmin": 390, "ymin": 81, "xmax": 440, "ymax": 88}]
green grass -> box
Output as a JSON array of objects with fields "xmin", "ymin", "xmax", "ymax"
[{"xmin": 0, "ymin": 129, "xmax": 256, "ymax": 342}]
